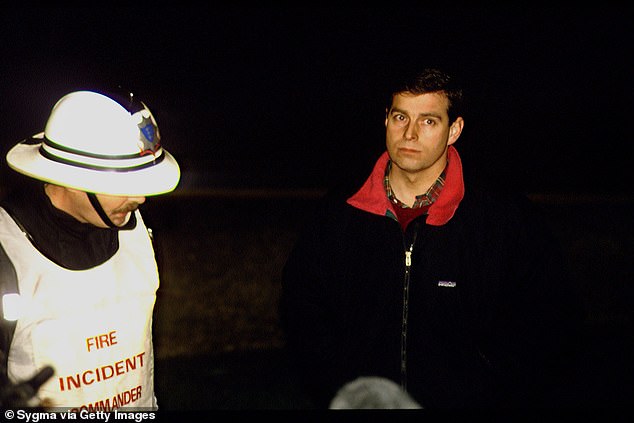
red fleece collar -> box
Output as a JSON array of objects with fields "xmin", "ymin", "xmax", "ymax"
[{"xmin": 346, "ymin": 146, "xmax": 465, "ymax": 226}]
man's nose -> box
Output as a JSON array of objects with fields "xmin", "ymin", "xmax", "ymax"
[
  {"xmin": 404, "ymin": 123, "xmax": 418, "ymax": 140},
  {"xmin": 129, "ymin": 196, "xmax": 146, "ymax": 205}
]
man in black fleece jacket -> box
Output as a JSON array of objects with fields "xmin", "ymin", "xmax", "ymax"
[{"xmin": 280, "ymin": 67, "xmax": 584, "ymax": 409}]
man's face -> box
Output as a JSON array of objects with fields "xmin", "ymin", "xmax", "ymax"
[
  {"xmin": 66, "ymin": 189, "xmax": 146, "ymax": 228},
  {"xmin": 385, "ymin": 92, "xmax": 463, "ymax": 177}
]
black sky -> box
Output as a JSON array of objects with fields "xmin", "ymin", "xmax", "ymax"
[{"xmin": 0, "ymin": 5, "xmax": 631, "ymax": 194}]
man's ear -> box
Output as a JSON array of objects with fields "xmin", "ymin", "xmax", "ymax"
[{"xmin": 448, "ymin": 117, "xmax": 464, "ymax": 145}]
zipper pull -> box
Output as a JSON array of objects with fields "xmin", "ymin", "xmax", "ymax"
[{"xmin": 405, "ymin": 251, "xmax": 412, "ymax": 267}]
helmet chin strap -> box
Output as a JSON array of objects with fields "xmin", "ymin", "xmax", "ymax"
[{"xmin": 86, "ymin": 193, "xmax": 117, "ymax": 228}]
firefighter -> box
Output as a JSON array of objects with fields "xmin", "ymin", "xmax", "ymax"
[{"xmin": 0, "ymin": 89, "xmax": 179, "ymax": 410}]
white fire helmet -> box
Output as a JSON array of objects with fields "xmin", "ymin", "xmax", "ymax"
[{"xmin": 6, "ymin": 90, "xmax": 180, "ymax": 196}]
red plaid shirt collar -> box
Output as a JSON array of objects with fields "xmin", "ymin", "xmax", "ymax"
[{"xmin": 383, "ymin": 160, "xmax": 446, "ymax": 209}]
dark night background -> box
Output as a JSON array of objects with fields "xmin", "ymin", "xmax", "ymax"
[
  {"xmin": 1, "ymin": 5, "xmax": 631, "ymax": 194},
  {"xmin": 0, "ymin": 4, "xmax": 632, "ymax": 413}
]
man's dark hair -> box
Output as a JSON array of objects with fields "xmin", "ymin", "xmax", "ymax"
[{"xmin": 387, "ymin": 67, "xmax": 465, "ymax": 124}]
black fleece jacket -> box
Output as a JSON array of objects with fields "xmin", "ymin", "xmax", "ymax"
[{"xmin": 280, "ymin": 148, "xmax": 584, "ymax": 409}]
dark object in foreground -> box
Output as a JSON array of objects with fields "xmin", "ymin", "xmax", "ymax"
[{"xmin": 0, "ymin": 364, "xmax": 54, "ymax": 410}]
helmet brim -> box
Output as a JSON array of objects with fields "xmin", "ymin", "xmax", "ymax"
[{"xmin": 6, "ymin": 135, "xmax": 181, "ymax": 197}]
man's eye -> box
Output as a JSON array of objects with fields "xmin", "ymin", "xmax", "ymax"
[{"xmin": 390, "ymin": 115, "xmax": 407, "ymax": 126}]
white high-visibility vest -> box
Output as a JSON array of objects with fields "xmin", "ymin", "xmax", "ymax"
[{"xmin": 0, "ymin": 207, "xmax": 158, "ymax": 411}]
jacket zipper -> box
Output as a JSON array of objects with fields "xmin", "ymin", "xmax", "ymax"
[{"xmin": 400, "ymin": 223, "xmax": 419, "ymax": 391}]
